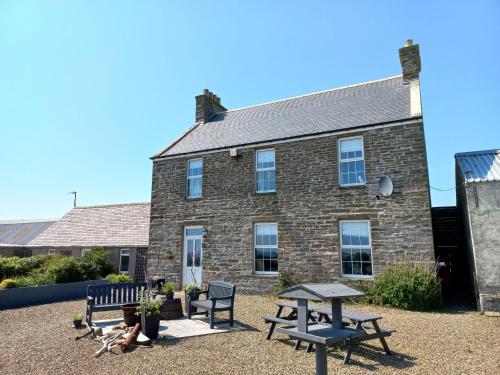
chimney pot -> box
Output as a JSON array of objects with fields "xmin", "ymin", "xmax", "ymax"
[{"xmin": 404, "ymin": 39, "xmax": 413, "ymax": 47}]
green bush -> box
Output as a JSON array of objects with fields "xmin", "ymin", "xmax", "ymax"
[
  {"xmin": 0, "ymin": 278, "xmax": 17, "ymax": 288},
  {"xmin": 12, "ymin": 273, "xmax": 56, "ymax": 288},
  {"xmin": 80, "ymin": 246, "xmax": 114, "ymax": 279},
  {"xmin": 276, "ymin": 271, "xmax": 302, "ymax": 293},
  {"xmin": 0, "ymin": 255, "xmax": 46, "ymax": 279},
  {"xmin": 106, "ymin": 273, "xmax": 130, "ymax": 283},
  {"xmin": 46, "ymin": 256, "xmax": 85, "ymax": 283},
  {"xmin": 368, "ymin": 263, "xmax": 442, "ymax": 310}
]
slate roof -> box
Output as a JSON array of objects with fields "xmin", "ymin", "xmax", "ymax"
[
  {"xmin": 455, "ymin": 150, "xmax": 500, "ymax": 183},
  {"xmin": 28, "ymin": 203, "xmax": 150, "ymax": 247},
  {"xmin": 155, "ymin": 75, "xmax": 416, "ymax": 158},
  {"xmin": 0, "ymin": 220, "xmax": 56, "ymax": 246}
]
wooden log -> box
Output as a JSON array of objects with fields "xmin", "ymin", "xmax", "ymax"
[{"xmin": 119, "ymin": 323, "xmax": 140, "ymax": 352}]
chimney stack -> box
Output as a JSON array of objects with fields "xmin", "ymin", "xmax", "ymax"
[
  {"xmin": 399, "ymin": 39, "xmax": 421, "ymax": 83},
  {"xmin": 195, "ymin": 89, "xmax": 227, "ymax": 123}
]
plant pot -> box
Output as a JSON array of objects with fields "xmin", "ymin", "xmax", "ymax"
[
  {"xmin": 165, "ymin": 291, "xmax": 174, "ymax": 300},
  {"xmin": 73, "ymin": 319, "xmax": 82, "ymax": 328},
  {"xmin": 185, "ymin": 290, "xmax": 201, "ymax": 314},
  {"xmin": 121, "ymin": 303, "xmax": 140, "ymax": 326},
  {"xmin": 142, "ymin": 314, "xmax": 161, "ymax": 340}
]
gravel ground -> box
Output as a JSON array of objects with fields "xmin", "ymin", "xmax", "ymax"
[{"xmin": 0, "ymin": 294, "xmax": 499, "ymax": 375}]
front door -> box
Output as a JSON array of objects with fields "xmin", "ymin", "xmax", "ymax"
[{"xmin": 183, "ymin": 226, "xmax": 203, "ymax": 287}]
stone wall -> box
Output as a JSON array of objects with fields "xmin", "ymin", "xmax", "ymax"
[{"xmin": 149, "ymin": 122, "xmax": 435, "ymax": 293}]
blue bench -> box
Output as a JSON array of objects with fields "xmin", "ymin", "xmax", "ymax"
[{"xmin": 86, "ymin": 282, "xmax": 147, "ymax": 326}]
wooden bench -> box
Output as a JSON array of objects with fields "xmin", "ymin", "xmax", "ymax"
[{"xmin": 86, "ymin": 282, "xmax": 147, "ymax": 327}]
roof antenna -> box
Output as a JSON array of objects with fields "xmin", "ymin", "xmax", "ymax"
[{"xmin": 67, "ymin": 191, "xmax": 77, "ymax": 208}]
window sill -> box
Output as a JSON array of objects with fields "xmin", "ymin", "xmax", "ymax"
[
  {"xmin": 252, "ymin": 272, "xmax": 278, "ymax": 277},
  {"xmin": 185, "ymin": 197, "xmax": 203, "ymax": 201},
  {"xmin": 339, "ymin": 184, "xmax": 366, "ymax": 189},
  {"xmin": 340, "ymin": 275, "xmax": 373, "ymax": 280},
  {"xmin": 256, "ymin": 191, "xmax": 277, "ymax": 195}
]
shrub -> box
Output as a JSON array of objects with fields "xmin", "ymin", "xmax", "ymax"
[
  {"xmin": 45, "ymin": 256, "xmax": 85, "ymax": 283},
  {"xmin": 0, "ymin": 278, "xmax": 17, "ymax": 289},
  {"xmin": 80, "ymin": 246, "xmax": 114, "ymax": 279},
  {"xmin": 368, "ymin": 263, "xmax": 442, "ymax": 310},
  {"xmin": 136, "ymin": 291, "xmax": 162, "ymax": 317},
  {"xmin": 12, "ymin": 273, "xmax": 56, "ymax": 288},
  {"xmin": 106, "ymin": 273, "xmax": 130, "ymax": 283},
  {"xmin": 0, "ymin": 255, "xmax": 45, "ymax": 279},
  {"xmin": 276, "ymin": 271, "xmax": 301, "ymax": 293}
]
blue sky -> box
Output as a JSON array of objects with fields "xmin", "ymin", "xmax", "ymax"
[{"xmin": 0, "ymin": 1, "xmax": 499, "ymax": 220}]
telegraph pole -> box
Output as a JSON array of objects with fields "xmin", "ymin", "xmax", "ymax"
[{"xmin": 68, "ymin": 191, "xmax": 77, "ymax": 208}]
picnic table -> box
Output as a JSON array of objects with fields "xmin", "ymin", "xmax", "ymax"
[{"xmin": 267, "ymin": 283, "xmax": 393, "ymax": 375}]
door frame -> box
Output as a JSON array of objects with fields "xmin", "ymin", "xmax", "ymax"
[{"xmin": 182, "ymin": 225, "xmax": 204, "ymax": 287}]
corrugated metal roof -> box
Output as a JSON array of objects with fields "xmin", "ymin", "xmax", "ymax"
[
  {"xmin": 455, "ymin": 149, "xmax": 500, "ymax": 183},
  {"xmin": 28, "ymin": 203, "xmax": 150, "ymax": 247},
  {"xmin": 0, "ymin": 220, "xmax": 56, "ymax": 246},
  {"xmin": 155, "ymin": 75, "xmax": 416, "ymax": 158}
]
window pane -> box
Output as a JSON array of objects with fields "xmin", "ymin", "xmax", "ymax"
[
  {"xmin": 342, "ymin": 222, "xmax": 369, "ymax": 239},
  {"xmin": 362, "ymin": 262, "xmax": 372, "ymax": 275},
  {"xmin": 186, "ymin": 228, "xmax": 203, "ymax": 236},
  {"xmin": 255, "ymin": 260, "xmax": 264, "ymax": 272},
  {"xmin": 120, "ymin": 255, "xmax": 129, "ymax": 272},
  {"xmin": 270, "ymin": 259, "xmax": 278, "ymax": 272},
  {"xmin": 342, "ymin": 262, "xmax": 352, "ymax": 275},
  {"xmin": 352, "ymin": 262, "xmax": 362, "ymax": 275},
  {"xmin": 341, "ymin": 249, "xmax": 351, "ymax": 262},
  {"xmin": 361, "ymin": 249, "xmax": 371, "ymax": 261},
  {"xmin": 352, "ymin": 248, "xmax": 361, "ymax": 261}
]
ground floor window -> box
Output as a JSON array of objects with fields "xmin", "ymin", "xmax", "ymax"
[
  {"xmin": 81, "ymin": 248, "xmax": 90, "ymax": 257},
  {"xmin": 48, "ymin": 249, "xmax": 56, "ymax": 255},
  {"xmin": 254, "ymin": 223, "xmax": 278, "ymax": 274},
  {"xmin": 119, "ymin": 249, "xmax": 130, "ymax": 274},
  {"xmin": 340, "ymin": 220, "xmax": 373, "ymax": 277}
]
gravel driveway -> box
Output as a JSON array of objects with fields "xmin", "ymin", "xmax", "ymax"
[{"xmin": 0, "ymin": 294, "xmax": 498, "ymax": 374}]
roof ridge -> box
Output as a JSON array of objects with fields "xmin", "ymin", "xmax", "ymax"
[
  {"xmin": 75, "ymin": 202, "xmax": 151, "ymax": 209},
  {"xmin": 218, "ymin": 75, "xmax": 403, "ymax": 114},
  {"xmin": 455, "ymin": 149, "xmax": 500, "ymax": 157},
  {"xmin": 0, "ymin": 219, "xmax": 58, "ymax": 224}
]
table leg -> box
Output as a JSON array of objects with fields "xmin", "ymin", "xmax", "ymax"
[
  {"xmin": 315, "ymin": 343, "xmax": 328, "ymax": 375},
  {"xmin": 266, "ymin": 305, "xmax": 284, "ymax": 340},
  {"xmin": 343, "ymin": 321, "xmax": 361, "ymax": 364},
  {"xmin": 331, "ymin": 299, "xmax": 342, "ymax": 329},
  {"xmin": 372, "ymin": 320, "xmax": 391, "ymax": 355}
]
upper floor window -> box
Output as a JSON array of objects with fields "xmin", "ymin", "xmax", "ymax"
[
  {"xmin": 256, "ymin": 149, "xmax": 276, "ymax": 193},
  {"xmin": 187, "ymin": 159, "xmax": 203, "ymax": 198},
  {"xmin": 339, "ymin": 137, "xmax": 365, "ymax": 186},
  {"xmin": 254, "ymin": 223, "xmax": 278, "ymax": 274},
  {"xmin": 340, "ymin": 220, "xmax": 372, "ymax": 277}
]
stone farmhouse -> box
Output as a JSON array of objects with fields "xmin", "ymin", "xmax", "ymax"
[{"xmin": 148, "ymin": 40, "xmax": 435, "ymax": 293}]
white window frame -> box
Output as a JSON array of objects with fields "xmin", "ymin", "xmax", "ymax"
[
  {"xmin": 81, "ymin": 248, "xmax": 91, "ymax": 257},
  {"xmin": 338, "ymin": 136, "xmax": 366, "ymax": 187},
  {"xmin": 48, "ymin": 249, "xmax": 56, "ymax": 255},
  {"xmin": 186, "ymin": 158, "xmax": 203, "ymax": 199},
  {"xmin": 254, "ymin": 222, "xmax": 279, "ymax": 275},
  {"xmin": 255, "ymin": 148, "xmax": 276, "ymax": 193},
  {"xmin": 119, "ymin": 248, "xmax": 130, "ymax": 274},
  {"xmin": 340, "ymin": 220, "xmax": 373, "ymax": 279}
]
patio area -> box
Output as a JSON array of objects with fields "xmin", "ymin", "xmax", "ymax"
[{"xmin": 0, "ymin": 295, "xmax": 498, "ymax": 375}]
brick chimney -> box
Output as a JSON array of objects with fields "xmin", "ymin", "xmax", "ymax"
[
  {"xmin": 399, "ymin": 39, "xmax": 421, "ymax": 83},
  {"xmin": 195, "ymin": 89, "xmax": 227, "ymax": 123}
]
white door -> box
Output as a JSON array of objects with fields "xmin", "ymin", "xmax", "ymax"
[{"xmin": 183, "ymin": 226, "xmax": 203, "ymax": 287}]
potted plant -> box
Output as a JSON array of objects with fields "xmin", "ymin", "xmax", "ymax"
[
  {"xmin": 162, "ymin": 283, "xmax": 176, "ymax": 300},
  {"xmin": 72, "ymin": 313, "xmax": 83, "ymax": 328},
  {"xmin": 136, "ymin": 291, "xmax": 162, "ymax": 340},
  {"xmin": 184, "ymin": 283, "xmax": 202, "ymax": 314},
  {"xmin": 164, "ymin": 249, "xmax": 174, "ymax": 260}
]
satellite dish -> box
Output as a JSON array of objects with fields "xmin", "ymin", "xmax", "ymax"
[{"xmin": 378, "ymin": 176, "xmax": 393, "ymax": 197}]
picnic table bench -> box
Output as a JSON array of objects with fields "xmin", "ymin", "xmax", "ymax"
[
  {"xmin": 86, "ymin": 282, "xmax": 147, "ymax": 327},
  {"xmin": 265, "ymin": 299, "xmax": 395, "ymax": 363}
]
